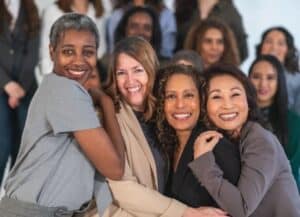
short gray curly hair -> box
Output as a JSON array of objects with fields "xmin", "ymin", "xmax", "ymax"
[{"xmin": 49, "ymin": 13, "xmax": 99, "ymax": 49}]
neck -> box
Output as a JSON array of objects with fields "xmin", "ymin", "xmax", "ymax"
[
  {"xmin": 72, "ymin": 0, "xmax": 89, "ymax": 14},
  {"xmin": 257, "ymin": 100, "xmax": 272, "ymax": 108},
  {"xmin": 198, "ymin": 0, "xmax": 219, "ymax": 19},
  {"xmin": 176, "ymin": 130, "xmax": 192, "ymax": 149}
]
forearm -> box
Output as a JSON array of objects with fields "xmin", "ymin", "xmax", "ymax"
[
  {"xmin": 96, "ymin": 90, "xmax": 125, "ymax": 165},
  {"xmin": 108, "ymin": 178, "xmax": 187, "ymax": 217}
]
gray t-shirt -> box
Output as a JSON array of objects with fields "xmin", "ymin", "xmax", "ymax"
[{"xmin": 5, "ymin": 73, "xmax": 101, "ymax": 210}]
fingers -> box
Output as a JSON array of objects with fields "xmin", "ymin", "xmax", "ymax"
[
  {"xmin": 8, "ymin": 96, "xmax": 20, "ymax": 109},
  {"xmin": 193, "ymin": 131, "xmax": 223, "ymax": 159},
  {"xmin": 4, "ymin": 81, "xmax": 25, "ymax": 98}
]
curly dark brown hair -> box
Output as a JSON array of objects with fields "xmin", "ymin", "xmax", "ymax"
[
  {"xmin": 154, "ymin": 64, "xmax": 205, "ymax": 158},
  {"xmin": 184, "ymin": 18, "xmax": 240, "ymax": 67}
]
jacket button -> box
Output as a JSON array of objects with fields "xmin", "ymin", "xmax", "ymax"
[{"xmin": 9, "ymin": 49, "xmax": 14, "ymax": 55}]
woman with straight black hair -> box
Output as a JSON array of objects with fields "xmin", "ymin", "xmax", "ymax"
[
  {"xmin": 256, "ymin": 27, "xmax": 300, "ymax": 115},
  {"xmin": 249, "ymin": 55, "xmax": 300, "ymax": 189}
]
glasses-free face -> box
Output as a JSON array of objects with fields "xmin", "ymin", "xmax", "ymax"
[
  {"xmin": 198, "ymin": 28, "xmax": 224, "ymax": 68},
  {"xmin": 261, "ymin": 30, "xmax": 288, "ymax": 64},
  {"xmin": 249, "ymin": 61, "xmax": 278, "ymax": 107},
  {"xmin": 50, "ymin": 29, "xmax": 97, "ymax": 86},
  {"xmin": 116, "ymin": 53, "xmax": 149, "ymax": 112},
  {"xmin": 164, "ymin": 74, "xmax": 200, "ymax": 134},
  {"xmin": 206, "ymin": 74, "xmax": 248, "ymax": 137},
  {"xmin": 126, "ymin": 12, "xmax": 153, "ymax": 42}
]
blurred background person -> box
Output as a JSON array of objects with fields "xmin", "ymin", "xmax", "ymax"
[
  {"xmin": 256, "ymin": 27, "xmax": 300, "ymax": 115},
  {"xmin": 248, "ymin": 55, "xmax": 300, "ymax": 190},
  {"xmin": 184, "ymin": 19, "xmax": 240, "ymax": 69},
  {"xmin": 174, "ymin": 0, "xmax": 248, "ymax": 63},
  {"xmin": 170, "ymin": 49, "xmax": 204, "ymax": 72},
  {"xmin": 36, "ymin": 0, "xmax": 106, "ymax": 83},
  {"xmin": 0, "ymin": 0, "xmax": 40, "ymax": 186},
  {"xmin": 106, "ymin": 0, "xmax": 176, "ymax": 59}
]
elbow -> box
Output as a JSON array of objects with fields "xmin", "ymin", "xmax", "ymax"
[{"xmin": 108, "ymin": 162, "xmax": 124, "ymax": 180}]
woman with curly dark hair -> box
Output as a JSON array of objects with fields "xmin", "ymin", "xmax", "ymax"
[
  {"xmin": 256, "ymin": 27, "xmax": 300, "ymax": 115},
  {"xmin": 154, "ymin": 64, "xmax": 240, "ymax": 209},
  {"xmin": 0, "ymin": 0, "xmax": 40, "ymax": 185},
  {"xmin": 184, "ymin": 19, "xmax": 240, "ymax": 69}
]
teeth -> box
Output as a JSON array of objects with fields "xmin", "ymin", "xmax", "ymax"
[
  {"xmin": 69, "ymin": 70, "xmax": 85, "ymax": 75},
  {"xmin": 173, "ymin": 113, "xmax": 191, "ymax": 119},
  {"xmin": 127, "ymin": 86, "xmax": 140, "ymax": 93},
  {"xmin": 219, "ymin": 113, "xmax": 237, "ymax": 120}
]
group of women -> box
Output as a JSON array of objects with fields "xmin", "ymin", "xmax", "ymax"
[
  {"xmin": 1, "ymin": 1, "xmax": 300, "ymax": 217},
  {"xmin": 92, "ymin": 32, "xmax": 300, "ymax": 216}
]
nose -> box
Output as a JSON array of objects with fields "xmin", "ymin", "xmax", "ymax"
[
  {"xmin": 175, "ymin": 96, "xmax": 185, "ymax": 108},
  {"xmin": 222, "ymin": 96, "xmax": 233, "ymax": 109},
  {"xmin": 73, "ymin": 53, "xmax": 85, "ymax": 64}
]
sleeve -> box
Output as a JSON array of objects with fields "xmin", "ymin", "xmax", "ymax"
[
  {"xmin": 107, "ymin": 159, "xmax": 187, "ymax": 217},
  {"xmin": 160, "ymin": 9, "xmax": 177, "ymax": 58},
  {"xmin": 18, "ymin": 33, "xmax": 40, "ymax": 91},
  {"xmin": 0, "ymin": 65, "xmax": 11, "ymax": 91},
  {"xmin": 188, "ymin": 135, "xmax": 277, "ymax": 217},
  {"xmin": 46, "ymin": 80, "xmax": 100, "ymax": 134}
]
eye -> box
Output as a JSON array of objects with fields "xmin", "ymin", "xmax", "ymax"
[
  {"xmin": 134, "ymin": 68, "xmax": 145, "ymax": 73},
  {"xmin": 62, "ymin": 49, "xmax": 74, "ymax": 56},
  {"xmin": 267, "ymin": 75, "xmax": 277, "ymax": 81},
  {"xmin": 116, "ymin": 70, "xmax": 126, "ymax": 76},
  {"xmin": 165, "ymin": 93, "xmax": 176, "ymax": 100},
  {"xmin": 250, "ymin": 74, "xmax": 261, "ymax": 79},
  {"xmin": 184, "ymin": 92, "xmax": 195, "ymax": 98},
  {"xmin": 232, "ymin": 92, "xmax": 241, "ymax": 97},
  {"xmin": 211, "ymin": 95, "xmax": 221, "ymax": 100},
  {"xmin": 83, "ymin": 49, "xmax": 95, "ymax": 57}
]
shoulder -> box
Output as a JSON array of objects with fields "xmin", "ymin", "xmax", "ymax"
[
  {"xmin": 240, "ymin": 121, "xmax": 280, "ymax": 153},
  {"xmin": 43, "ymin": 74, "xmax": 89, "ymax": 99}
]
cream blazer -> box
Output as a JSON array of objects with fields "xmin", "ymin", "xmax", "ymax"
[{"xmin": 102, "ymin": 102, "xmax": 187, "ymax": 217}]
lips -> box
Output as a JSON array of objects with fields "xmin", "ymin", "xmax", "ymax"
[
  {"xmin": 127, "ymin": 85, "xmax": 141, "ymax": 94},
  {"xmin": 172, "ymin": 112, "xmax": 192, "ymax": 120},
  {"xmin": 258, "ymin": 89, "xmax": 269, "ymax": 95},
  {"xmin": 219, "ymin": 112, "xmax": 238, "ymax": 121}
]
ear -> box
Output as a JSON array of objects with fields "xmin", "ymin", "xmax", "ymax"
[{"xmin": 49, "ymin": 44, "xmax": 55, "ymax": 61}]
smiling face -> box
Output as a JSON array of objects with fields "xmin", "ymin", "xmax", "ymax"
[
  {"xmin": 116, "ymin": 53, "xmax": 149, "ymax": 111},
  {"xmin": 50, "ymin": 29, "xmax": 97, "ymax": 86},
  {"xmin": 207, "ymin": 74, "xmax": 248, "ymax": 136},
  {"xmin": 261, "ymin": 30, "xmax": 288, "ymax": 63},
  {"xmin": 164, "ymin": 73, "xmax": 200, "ymax": 134},
  {"xmin": 198, "ymin": 28, "xmax": 224, "ymax": 68},
  {"xmin": 249, "ymin": 61, "xmax": 278, "ymax": 107}
]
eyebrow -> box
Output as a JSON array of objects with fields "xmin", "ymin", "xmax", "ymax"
[
  {"xmin": 61, "ymin": 44, "xmax": 96, "ymax": 49},
  {"xmin": 208, "ymin": 86, "xmax": 243, "ymax": 94}
]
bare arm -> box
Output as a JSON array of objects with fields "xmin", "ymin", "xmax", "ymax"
[
  {"xmin": 74, "ymin": 127, "xmax": 123, "ymax": 180},
  {"xmin": 89, "ymin": 88, "xmax": 125, "ymax": 169}
]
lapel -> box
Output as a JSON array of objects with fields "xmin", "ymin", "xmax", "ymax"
[
  {"xmin": 172, "ymin": 126, "xmax": 202, "ymax": 193},
  {"xmin": 117, "ymin": 102, "xmax": 158, "ymax": 189}
]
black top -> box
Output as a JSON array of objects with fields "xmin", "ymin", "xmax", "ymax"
[
  {"xmin": 166, "ymin": 125, "xmax": 241, "ymax": 207},
  {"xmin": 134, "ymin": 111, "xmax": 167, "ymax": 193}
]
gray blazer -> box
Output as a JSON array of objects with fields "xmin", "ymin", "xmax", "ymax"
[
  {"xmin": 0, "ymin": 7, "xmax": 39, "ymax": 94},
  {"xmin": 189, "ymin": 121, "xmax": 300, "ymax": 217}
]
